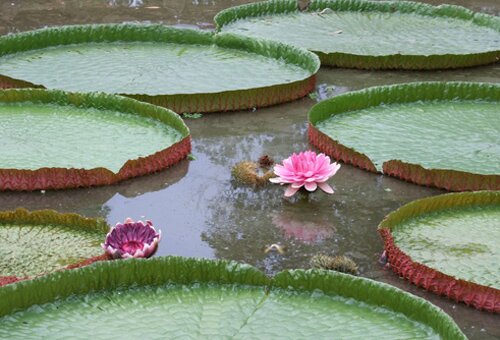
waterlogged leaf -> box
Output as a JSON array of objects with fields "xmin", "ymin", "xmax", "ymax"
[
  {"xmin": 0, "ymin": 257, "xmax": 465, "ymax": 339},
  {"xmin": 0, "ymin": 209, "xmax": 107, "ymax": 278},
  {"xmin": 216, "ymin": 0, "xmax": 500, "ymax": 69}
]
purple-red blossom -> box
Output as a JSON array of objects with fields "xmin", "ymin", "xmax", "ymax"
[
  {"xmin": 102, "ymin": 218, "xmax": 161, "ymax": 259},
  {"xmin": 270, "ymin": 151, "xmax": 340, "ymax": 197}
]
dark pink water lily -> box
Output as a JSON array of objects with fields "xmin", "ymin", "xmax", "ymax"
[
  {"xmin": 102, "ymin": 218, "xmax": 161, "ymax": 259},
  {"xmin": 270, "ymin": 151, "xmax": 340, "ymax": 197}
]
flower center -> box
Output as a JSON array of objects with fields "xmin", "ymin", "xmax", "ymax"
[
  {"xmin": 304, "ymin": 171, "xmax": 314, "ymax": 177},
  {"xmin": 120, "ymin": 241, "xmax": 144, "ymax": 254}
]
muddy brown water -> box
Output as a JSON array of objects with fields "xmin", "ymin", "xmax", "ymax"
[{"xmin": 0, "ymin": 1, "xmax": 499, "ymax": 338}]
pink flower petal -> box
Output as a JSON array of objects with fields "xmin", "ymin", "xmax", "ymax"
[
  {"xmin": 284, "ymin": 185, "xmax": 300, "ymax": 197},
  {"xmin": 271, "ymin": 151, "xmax": 340, "ymax": 197},
  {"xmin": 291, "ymin": 182, "xmax": 304, "ymax": 188},
  {"xmin": 304, "ymin": 181, "xmax": 317, "ymax": 192},
  {"xmin": 318, "ymin": 182, "xmax": 334, "ymax": 194},
  {"xmin": 102, "ymin": 218, "xmax": 161, "ymax": 259}
]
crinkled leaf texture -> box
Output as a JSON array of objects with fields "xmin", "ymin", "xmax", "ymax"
[
  {"xmin": 0, "ymin": 208, "xmax": 108, "ymax": 280},
  {"xmin": 379, "ymin": 191, "xmax": 500, "ymax": 312},
  {"xmin": 0, "ymin": 256, "xmax": 465, "ymax": 339},
  {"xmin": 0, "ymin": 23, "xmax": 319, "ymax": 113},
  {"xmin": 309, "ymin": 82, "xmax": 500, "ymax": 191},
  {"xmin": 216, "ymin": 0, "xmax": 500, "ymax": 69},
  {"xmin": 0, "ymin": 88, "xmax": 191, "ymax": 191}
]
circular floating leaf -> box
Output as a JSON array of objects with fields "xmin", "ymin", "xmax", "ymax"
[
  {"xmin": 216, "ymin": 0, "xmax": 500, "ymax": 69},
  {"xmin": 0, "ymin": 257, "xmax": 465, "ymax": 339},
  {"xmin": 379, "ymin": 191, "xmax": 500, "ymax": 313},
  {"xmin": 0, "ymin": 24, "xmax": 319, "ymax": 113},
  {"xmin": 0, "ymin": 208, "xmax": 107, "ymax": 282},
  {"xmin": 0, "ymin": 89, "xmax": 190, "ymax": 191},
  {"xmin": 309, "ymin": 82, "xmax": 500, "ymax": 191}
]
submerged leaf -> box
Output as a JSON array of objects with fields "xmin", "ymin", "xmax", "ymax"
[{"xmin": 182, "ymin": 112, "xmax": 203, "ymax": 119}]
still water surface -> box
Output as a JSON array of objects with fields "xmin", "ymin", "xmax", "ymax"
[{"xmin": 0, "ymin": 1, "xmax": 499, "ymax": 338}]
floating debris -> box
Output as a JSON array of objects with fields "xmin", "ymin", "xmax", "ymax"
[
  {"xmin": 181, "ymin": 112, "xmax": 203, "ymax": 119},
  {"xmin": 258, "ymin": 155, "xmax": 274, "ymax": 168},
  {"xmin": 264, "ymin": 243, "xmax": 286, "ymax": 254},
  {"xmin": 310, "ymin": 254, "xmax": 359, "ymax": 275},
  {"xmin": 297, "ymin": 0, "xmax": 311, "ymax": 11},
  {"xmin": 318, "ymin": 8, "xmax": 334, "ymax": 17},
  {"xmin": 231, "ymin": 159, "xmax": 274, "ymax": 186},
  {"xmin": 308, "ymin": 92, "xmax": 319, "ymax": 100},
  {"xmin": 378, "ymin": 250, "xmax": 388, "ymax": 266}
]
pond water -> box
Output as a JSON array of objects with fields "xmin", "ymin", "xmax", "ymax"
[{"xmin": 0, "ymin": 1, "xmax": 499, "ymax": 339}]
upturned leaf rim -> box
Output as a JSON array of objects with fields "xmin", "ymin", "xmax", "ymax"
[
  {"xmin": 0, "ymin": 23, "xmax": 320, "ymax": 112},
  {"xmin": 308, "ymin": 81, "xmax": 500, "ymax": 191},
  {"xmin": 0, "ymin": 256, "xmax": 465, "ymax": 339},
  {"xmin": 378, "ymin": 191, "xmax": 500, "ymax": 313},
  {"xmin": 215, "ymin": 0, "xmax": 500, "ymax": 70},
  {"xmin": 0, "ymin": 88, "xmax": 191, "ymax": 191}
]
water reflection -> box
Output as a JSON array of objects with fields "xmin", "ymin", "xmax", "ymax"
[
  {"xmin": 0, "ymin": 160, "xmax": 189, "ymax": 218},
  {"xmin": 108, "ymin": 0, "xmax": 144, "ymax": 7},
  {"xmin": 0, "ymin": 0, "xmax": 255, "ymax": 35},
  {"xmin": 272, "ymin": 207, "xmax": 335, "ymax": 244},
  {"xmin": 317, "ymin": 65, "xmax": 500, "ymax": 94},
  {"xmin": 410, "ymin": 0, "xmax": 500, "ymax": 15},
  {"xmin": 198, "ymin": 136, "xmax": 441, "ymax": 277},
  {"xmin": 200, "ymin": 185, "xmax": 330, "ymax": 275}
]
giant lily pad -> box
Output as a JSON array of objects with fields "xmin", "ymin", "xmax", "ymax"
[
  {"xmin": 0, "ymin": 89, "xmax": 190, "ymax": 191},
  {"xmin": 0, "ymin": 256, "xmax": 465, "ymax": 338},
  {"xmin": 309, "ymin": 82, "xmax": 500, "ymax": 191},
  {"xmin": 216, "ymin": 0, "xmax": 500, "ymax": 69},
  {"xmin": 379, "ymin": 191, "xmax": 500, "ymax": 313},
  {"xmin": 0, "ymin": 208, "xmax": 107, "ymax": 285},
  {"xmin": 0, "ymin": 24, "xmax": 319, "ymax": 113}
]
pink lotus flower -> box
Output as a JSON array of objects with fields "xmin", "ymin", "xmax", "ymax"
[
  {"xmin": 270, "ymin": 151, "xmax": 340, "ymax": 197},
  {"xmin": 102, "ymin": 218, "xmax": 161, "ymax": 259}
]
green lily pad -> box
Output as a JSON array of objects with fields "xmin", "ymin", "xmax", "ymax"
[
  {"xmin": 0, "ymin": 257, "xmax": 465, "ymax": 339},
  {"xmin": 0, "ymin": 208, "xmax": 107, "ymax": 279},
  {"xmin": 216, "ymin": 0, "xmax": 500, "ymax": 69},
  {"xmin": 0, "ymin": 89, "xmax": 190, "ymax": 191},
  {"xmin": 394, "ymin": 206, "xmax": 499, "ymax": 289},
  {"xmin": 379, "ymin": 191, "xmax": 500, "ymax": 312},
  {"xmin": 0, "ymin": 24, "xmax": 319, "ymax": 112},
  {"xmin": 309, "ymin": 82, "xmax": 500, "ymax": 191}
]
